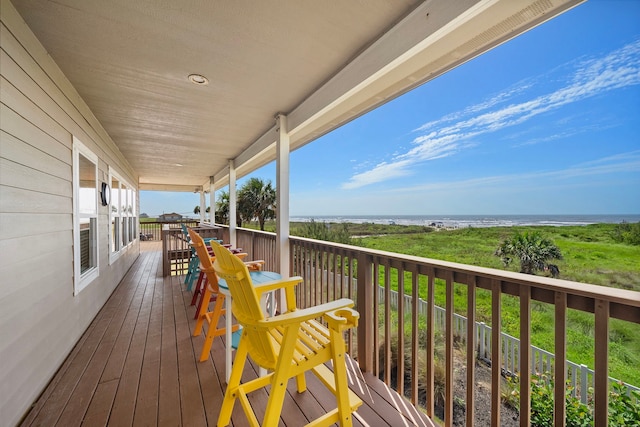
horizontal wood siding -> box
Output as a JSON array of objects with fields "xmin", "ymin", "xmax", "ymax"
[{"xmin": 0, "ymin": 2, "xmax": 139, "ymax": 425}]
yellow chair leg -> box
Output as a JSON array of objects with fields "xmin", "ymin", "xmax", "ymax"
[
  {"xmin": 295, "ymin": 372, "xmax": 307, "ymax": 393},
  {"xmin": 330, "ymin": 329, "xmax": 353, "ymax": 427},
  {"xmin": 217, "ymin": 337, "xmax": 249, "ymax": 427},
  {"xmin": 261, "ymin": 326, "xmax": 298, "ymax": 426}
]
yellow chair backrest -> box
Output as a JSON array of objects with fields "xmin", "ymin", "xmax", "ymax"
[{"xmin": 209, "ymin": 239, "xmax": 278, "ymax": 369}]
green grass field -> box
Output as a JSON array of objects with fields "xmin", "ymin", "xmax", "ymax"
[{"xmin": 352, "ymin": 223, "xmax": 640, "ymax": 386}]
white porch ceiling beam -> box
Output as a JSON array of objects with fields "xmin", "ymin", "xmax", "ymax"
[
  {"xmin": 211, "ymin": 125, "xmax": 278, "ymax": 190},
  {"xmin": 211, "ymin": 0, "xmax": 583, "ymax": 190},
  {"xmin": 139, "ymin": 183, "xmax": 202, "ymax": 192}
]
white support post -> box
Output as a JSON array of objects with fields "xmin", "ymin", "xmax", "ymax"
[
  {"xmin": 228, "ymin": 159, "xmax": 237, "ymax": 247},
  {"xmin": 209, "ymin": 176, "xmax": 215, "ymax": 224},
  {"xmin": 275, "ymin": 113, "xmax": 290, "ymax": 312},
  {"xmin": 199, "ymin": 190, "xmax": 206, "ymax": 224}
]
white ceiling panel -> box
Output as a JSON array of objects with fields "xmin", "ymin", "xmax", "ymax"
[{"xmin": 9, "ymin": 0, "xmax": 583, "ymax": 190}]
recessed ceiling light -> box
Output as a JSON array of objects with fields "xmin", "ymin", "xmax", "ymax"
[{"xmin": 188, "ymin": 74, "xmax": 209, "ymax": 85}]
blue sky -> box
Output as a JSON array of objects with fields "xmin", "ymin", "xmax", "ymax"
[{"xmin": 141, "ymin": 0, "xmax": 640, "ymax": 218}]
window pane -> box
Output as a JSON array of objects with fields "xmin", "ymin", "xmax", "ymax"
[
  {"xmin": 112, "ymin": 217, "xmax": 120, "ymax": 253},
  {"xmin": 127, "ymin": 188, "xmax": 133, "ymax": 216},
  {"xmin": 121, "ymin": 183, "xmax": 128, "ymax": 216},
  {"xmin": 127, "ymin": 188, "xmax": 133, "ymax": 243},
  {"xmin": 111, "ymin": 177, "xmax": 120, "ymax": 253},
  {"xmin": 111, "ymin": 178, "xmax": 120, "ymax": 216},
  {"xmin": 79, "ymin": 154, "xmax": 96, "ymax": 215},
  {"xmin": 122, "ymin": 184, "xmax": 129, "ymax": 244},
  {"xmin": 79, "ymin": 218, "xmax": 96, "ymax": 274}
]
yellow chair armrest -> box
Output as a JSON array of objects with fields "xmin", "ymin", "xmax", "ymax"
[
  {"xmin": 259, "ymin": 298, "xmax": 354, "ymax": 327},
  {"xmin": 324, "ymin": 307, "xmax": 360, "ymax": 331},
  {"xmin": 253, "ymin": 276, "xmax": 304, "ymax": 295}
]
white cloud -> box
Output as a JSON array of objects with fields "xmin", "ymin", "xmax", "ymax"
[
  {"xmin": 341, "ymin": 159, "xmax": 413, "ymax": 189},
  {"xmin": 385, "ymin": 151, "xmax": 640, "ymax": 194},
  {"xmin": 413, "ymin": 81, "xmax": 536, "ymax": 133},
  {"xmin": 342, "ymin": 39, "xmax": 640, "ymax": 189}
]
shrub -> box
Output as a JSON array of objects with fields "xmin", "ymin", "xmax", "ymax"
[
  {"xmin": 295, "ymin": 220, "xmax": 353, "ymax": 244},
  {"xmin": 609, "ymin": 381, "xmax": 640, "ymax": 425},
  {"xmin": 611, "ymin": 221, "xmax": 640, "ymax": 245},
  {"xmin": 495, "ymin": 231, "xmax": 562, "ymax": 274},
  {"xmin": 504, "ymin": 373, "xmax": 640, "ymax": 426}
]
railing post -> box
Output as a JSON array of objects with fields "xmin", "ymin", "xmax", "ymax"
[
  {"xmin": 520, "ymin": 284, "xmax": 531, "ymax": 427},
  {"xmin": 356, "ymin": 251, "xmax": 373, "ymax": 373},
  {"xmin": 480, "ymin": 322, "xmax": 488, "ymax": 359},
  {"xmin": 594, "ymin": 299, "xmax": 609, "ymax": 427},
  {"xmin": 580, "ymin": 364, "xmax": 588, "ymax": 404},
  {"xmin": 161, "ymin": 226, "xmax": 169, "ymax": 276},
  {"xmin": 491, "ymin": 279, "xmax": 502, "ymax": 427},
  {"xmin": 466, "ymin": 275, "xmax": 477, "ymax": 427},
  {"xmin": 554, "ymin": 291, "xmax": 567, "ymax": 427},
  {"xmin": 445, "ymin": 270, "xmax": 454, "ymax": 425}
]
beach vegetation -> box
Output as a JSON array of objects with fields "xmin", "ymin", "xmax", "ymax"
[
  {"xmin": 295, "ymin": 220, "xmax": 353, "ymax": 244},
  {"xmin": 193, "ymin": 205, "xmax": 210, "ymax": 215},
  {"xmin": 237, "ymin": 178, "xmax": 276, "ymax": 231},
  {"xmin": 494, "ymin": 231, "xmax": 563, "ymax": 274},
  {"xmin": 611, "ymin": 221, "xmax": 640, "ymax": 246},
  {"xmin": 215, "ymin": 190, "xmax": 231, "ymax": 225},
  {"xmin": 503, "ymin": 374, "xmax": 640, "ymax": 427},
  {"xmin": 212, "ymin": 179, "xmax": 276, "ymax": 230}
]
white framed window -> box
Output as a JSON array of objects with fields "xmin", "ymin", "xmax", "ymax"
[
  {"xmin": 109, "ymin": 167, "xmax": 137, "ymax": 263},
  {"xmin": 73, "ymin": 136, "xmax": 99, "ymax": 294}
]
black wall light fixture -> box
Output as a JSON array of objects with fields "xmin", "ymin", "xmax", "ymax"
[{"xmin": 100, "ymin": 182, "xmax": 110, "ymax": 206}]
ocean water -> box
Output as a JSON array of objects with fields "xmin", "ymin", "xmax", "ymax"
[{"xmin": 289, "ymin": 214, "xmax": 640, "ymax": 229}]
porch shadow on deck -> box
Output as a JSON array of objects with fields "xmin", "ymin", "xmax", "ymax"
[{"xmin": 20, "ymin": 241, "xmax": 435, "ymax": 427}]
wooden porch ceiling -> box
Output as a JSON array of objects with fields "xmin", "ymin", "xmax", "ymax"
[
  {"xmin": 19, "ymin": 241, "xmax": 434, "ymax": 427},
  {"xmin": 9, "ymin": 0, "xmax": 584, "ymax": 191}
]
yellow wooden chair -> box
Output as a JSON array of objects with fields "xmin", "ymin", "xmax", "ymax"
[{"xmin": 209, "ymin": 240, "xmax": 362, "ymax": 427}]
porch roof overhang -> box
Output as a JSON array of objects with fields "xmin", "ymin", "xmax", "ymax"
[{"xmin": 11, "ymin": 0, "xmax": 583, "ymax": 192}]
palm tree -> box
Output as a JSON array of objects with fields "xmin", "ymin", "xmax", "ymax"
[
  {"xmin": 237, "ymin": 178, "xmax": 276, "ymax": 231},
  {"xmin": 495, "ymin": 231, "xmax": 562, "ymax": 275},
  {"xmin": 215, "ymin": 191, "xmax": 230, "ymax": 225},
  {"xmin": 193, "ymin": 206, "xmax": 210, "ymax": 215}
]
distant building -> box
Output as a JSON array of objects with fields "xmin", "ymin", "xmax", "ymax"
[
  {"xmin": 159, "ymin": 212, "xmax": 183, "ymax": 222},
  {"xmin": 140, "ymin": 213, "xmax": 149, "ymax": 218}
]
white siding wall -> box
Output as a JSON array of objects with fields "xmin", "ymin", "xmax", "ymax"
[{"xmin": 0, "ymin": 2, "xmax": 139, "ymax": 425}]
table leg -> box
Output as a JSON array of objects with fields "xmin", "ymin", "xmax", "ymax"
[
  {"xmin": 225, "ymin": 295, "xmax": 232, "ymax": 383},
  {"xmin": 257, "ymin": 292, "xmax": 271, "ymax": 378}
]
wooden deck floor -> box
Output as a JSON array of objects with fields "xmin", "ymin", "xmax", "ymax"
[{"xmin": 20, "ymin": 241, "xmax": 435, "ymax": 427}]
